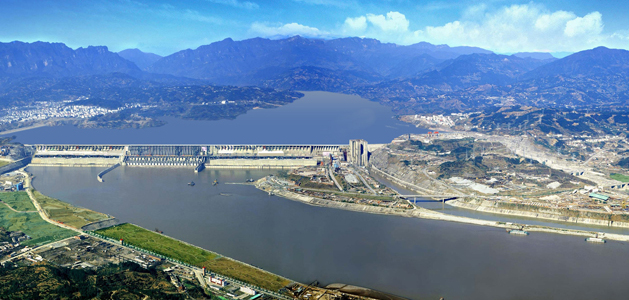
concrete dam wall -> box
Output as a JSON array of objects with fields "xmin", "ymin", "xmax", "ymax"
[
  {"xmin": 31, "ymin": 156, "xmax": 121, "ymax": 167},
  {"xmin": 205, "ymin": 158, "xmax": 317, "ymax": 169},
  {"xmin": 29, "ymin": 144, "xmax": 349, "ymax": 169}
]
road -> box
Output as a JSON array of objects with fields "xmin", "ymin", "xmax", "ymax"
[
  {"xmin": 0, "ymin": 200, "xmax": 37, "ymax": 213},
  {"xmin": 18, "ymin": 169, "xmax": 82, "ymax": 233},
  {"xmin": 349, "ymin": 165, "xmax": 376, "ymax": 195},
  {"xmin": 327, "ymin": 166, "xmax": 344, "ymax": 192}
]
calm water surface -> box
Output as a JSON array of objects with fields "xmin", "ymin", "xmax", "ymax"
[
  {"xmin": 11, "ymin": 91, "xmax": 422, "ymax": 144},
  {"xmin": 29, "ymin": 166, "xmax": 629, "ymax": 300}
]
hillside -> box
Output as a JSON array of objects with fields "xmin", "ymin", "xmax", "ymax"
[{"xmin": 118, "ymin": 48, "xmax": 162, "ymax": 70}]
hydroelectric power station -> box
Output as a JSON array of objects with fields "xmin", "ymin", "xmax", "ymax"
[{"xmin": 30, "ymin": 141, "xmax": 381, "ymax": 168}]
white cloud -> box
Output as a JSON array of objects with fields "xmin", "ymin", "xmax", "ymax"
[
  {"xmin": 250, "ymin": 22, "xmax": 329, "ymax": 38},
  {"xmin": 365, "ymin": 12, "xmax": 409, "ymax": 32},
  {"xmin": 343, "ymin": 16, "xmax": 367, "ymax": 32},
  {"xmin": 206, "ymin": 0, "xmax": 259, "ymax": 9},
  {"xmin": 248, "ymin": 3, "xmax": 626, "ymax": 53},
  {"xmin": 410, "ymin": 4, "xmax": 611, "ymax": 52},
  {"xmin": 564, "ymin": 12, "xmax": 603, "ymax": 37}
]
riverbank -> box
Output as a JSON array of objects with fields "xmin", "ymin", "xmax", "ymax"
[
  {"xmin": 256, "ymin": 177, "xmax": 629, "ymax": 242},
  {"xmin": 448, "ymin": 198, "xmax": 629, "ymax": 228}
]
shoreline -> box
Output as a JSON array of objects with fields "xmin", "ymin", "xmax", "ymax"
[
  {"xmin": 0, "ymin": 123, "xmax": 49, "ymax": 136},
  {"xmin": 448, "ymin": 199, "xmax": 629, "ymax": 229},
  {"xmin": 256, "ymin": 177, "xmax": 629, "ymax": 242}
]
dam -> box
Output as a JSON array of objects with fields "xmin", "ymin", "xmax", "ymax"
[{"xmin": 29, "ymin": 143, "xmax": 366, "ymax": 169}]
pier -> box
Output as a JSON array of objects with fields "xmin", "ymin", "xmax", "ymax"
[{"xmin": 97, "ymin": 163, "xmax": 121, "ymax": 182}]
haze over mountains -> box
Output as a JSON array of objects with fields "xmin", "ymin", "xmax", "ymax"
[{"xmin": 1, "ymin": 36, "xmax": 628, "ymax": 114}]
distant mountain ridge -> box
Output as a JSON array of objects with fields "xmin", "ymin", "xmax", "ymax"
[
  {"xmin": 0, "ymin": 41, "xmax": 140, "ymax": 78},
  {"xmin": 118, "ymin": 48, "xmax": 162, "ymax": 70},
  {"xmin": 146, "ymin": 36, "xmax": 494, "ymax": 85},
  {"xmin": 360, "ymin": 46, "xmax": 629, "ymax": 113},
  {"xmin": 0, "ymin": 37, "xmax": 628, "ymax": 115}
]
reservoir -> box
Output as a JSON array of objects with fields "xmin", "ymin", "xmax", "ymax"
[
  {"xmin": 29, "ymin": 166, "xmax": 629, "ymax": 300},
  {"xmin": 10, "ymin": 91, "xmax": 423, "ymax": 145}
]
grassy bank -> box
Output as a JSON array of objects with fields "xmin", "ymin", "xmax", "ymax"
[
  {"xmin": 32, "ymin": 190, "xmax": 110, "ymax": 229},
  {"xmin": 611, "ymin": 173, "xmax": 629, "ymax": 183},
  {"xmin": 96, "ymin": 223, "xmax": 290, "ymax": 291},
  {"xmin": 0, "ymin": 192, "xmax": 36, "ymax": 211},
  {"xmin": 0, "ymin": 192, "xmax": 74, "ymax": 246}
]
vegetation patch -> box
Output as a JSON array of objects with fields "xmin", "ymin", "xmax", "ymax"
[
  {"xmin": 97, "ymin": 223, "xmax": 290, "ymax": 291},
  {"xmin": 0, "ymin": 192, "xmax": 36, "ymax": 212},
  {"xmin": 0, "ymin": 194, "xmax": 74, "ymax": 246},
  {"xmin": 96, "ymin": 223, "xmax": 218, "ymax": 265},
  {"xmin": 33, "ymin": 190, "xmax": 111, "ymax": 229},
  {"xmin": 205, "ymin": 258, "xmax": 290, "ymax": 292},
  {"xmin": 610, "ymin": 173, "xmax": 629, "ymax": 182},
  {"xmin": 285, "ymin": 174, "xmax": 338, "ymax": 190}
]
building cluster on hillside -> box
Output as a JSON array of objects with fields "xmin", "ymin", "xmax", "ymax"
[
  {"xmin": 407, "ymin": 113, "xmax": 472, "ymax": 128},
  {"xmin": 0, "ymin": 231, "xmax": 30, "ymax": 257},
  {"xmin": 0, "ymin": 100, "xmax": 153, "ymax": 125}
]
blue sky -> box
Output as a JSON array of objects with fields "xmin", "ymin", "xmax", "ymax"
[{"xmin": 1, "ymin": 0, "xmax": 628, "ymax": 56}]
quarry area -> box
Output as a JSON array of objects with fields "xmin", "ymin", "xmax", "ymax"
[{"xmin": 370, "ymin": 131, "xmax": 629, "ymax": 224}]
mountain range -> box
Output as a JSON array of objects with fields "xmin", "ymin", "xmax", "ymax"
[{"xmin": 1, "ymin": 36, "xmax": 629, "ymax": 115}]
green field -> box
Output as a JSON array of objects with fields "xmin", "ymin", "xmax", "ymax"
[
  {"xmin": 96, "ymin": 223, "xmax": 291, "ymax": 291},
  {"xmin": 611, "ymin": 173, "xmax": 629, "ymax": 182},
  {"xmin": 0, "ymin": 193, "xmax": 74, "ymax": 246},
  {"xmin": 32, "ymin": 190, "xmax": 111, "ymax": 229},
  {"xmin": 0, "ymin": 192, "xmax": 36, "ymax": 212},
  {"xmin": 0, "ymin": 160, "xmax": 10, "ymax": 168}
]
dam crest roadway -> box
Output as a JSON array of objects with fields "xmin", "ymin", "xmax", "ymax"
[{"xmin": 29, "ymin": 142, "xmax": 383, "ymax": 177}]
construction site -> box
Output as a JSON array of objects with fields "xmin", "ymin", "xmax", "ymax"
[{"xmin": 370, "ymin": 130, "xmax": 629, "ymax": 226}]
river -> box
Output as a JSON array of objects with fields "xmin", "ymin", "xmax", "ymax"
[
  {"xmin": 14, "ymin": 91, "xmax": 629, "ymax": 299},
  {"xmin": 28, "ymin": 166, "xmax": 629, "ymax": 300}
]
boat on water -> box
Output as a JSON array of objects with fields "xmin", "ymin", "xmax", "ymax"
[
  {"xmin": 507, "ymin": 229, "xmax": 529, "ymax": 236},
  {"xmin": 213, "ymin": 179, "xmax": 219, "ymax": 186},
  {"xmin": 246, "ymin": 178, "xmax": 255, "ymax": 183},
  {"xmin": 219, "ymin": 193, "xmax": 231, "ymax": 197},
  {"xmin": 586, "ymin": 237, "xmax": 606, "ymax": 243},
  {"xmin": 188, "ymin": 181, "xmax": 195, "ymax": 186}
]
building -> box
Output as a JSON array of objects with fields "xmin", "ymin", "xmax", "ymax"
[
  {"xmin": 349, "ymin": 139, "xmax": 369, "ymax": 166},
  {"xmin": 589, "ymin": 193, "xmax": 610, "ymax": 203},
  {"xmin": 209, "ymin": 276, "xmax": 228, "ymax": 287},
  {"xmin": 240, "ymin": 286, "xmax": 257, "ymax": 295}
]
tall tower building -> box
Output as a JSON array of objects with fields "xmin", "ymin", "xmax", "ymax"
[{"xmin": 349, "ymin": 139, "xmax": 369, "ymax": 166}]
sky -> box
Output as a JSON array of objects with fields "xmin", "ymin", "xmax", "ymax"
[{"xmin": 1, "ymin": 0, "xmax": 628, "ymax": 56}]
